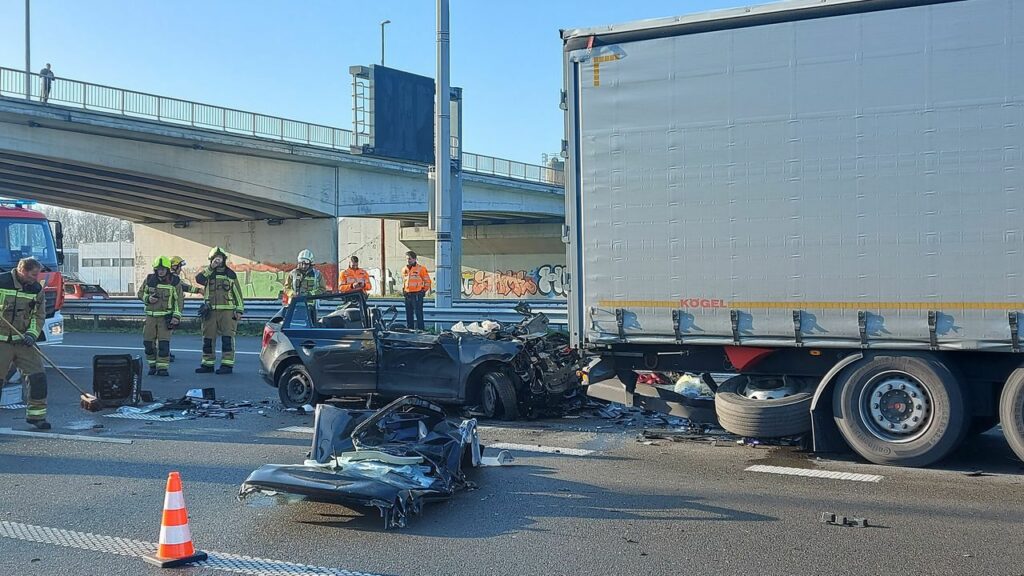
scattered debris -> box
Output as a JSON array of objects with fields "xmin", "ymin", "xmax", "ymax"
[
  {"xmin": 0, "ymin": 383, "xmax": 22, "ymax": 406},
  {"xmin": 820, "ymin": 512, "xmax": 870, "ymax": 527},
  {"xmin": 240, "ymin": 396, "xmax": 494, "ymax": 530}
]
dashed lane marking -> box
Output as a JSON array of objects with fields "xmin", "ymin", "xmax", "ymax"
[
  {"xmin": 277, "ymin": 426, "xmax": 315, "ymax": 434},
  {"xmin": 746, "ymin": 464, "xmax": 883, "ymax": 483},
  {"xmin": 0, "ymin": 521, "xmax": 387, "ymax": 576},
  {"xmin": 486, "ymin": 442, "xmax": 595, "ymax": 457}
]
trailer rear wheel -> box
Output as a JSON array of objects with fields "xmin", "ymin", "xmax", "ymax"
[
  {"xmin": 999, "ymin": 368, "xmax": 1024, "ymax": 462},
  {"xmin": 833, "ymin": 355, "xmax": 967, "ymax": 467},
  {"xmin": 715, "ymin": 375, "xmax": 815, "ymax": 438}
]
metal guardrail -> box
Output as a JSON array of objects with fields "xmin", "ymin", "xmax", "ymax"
[
  {"xmin": 0, "ymin": 67, "xmax": 564, "ymax": 187},
  {"xmin": 61, "ymin": 298, "xmax": 568, "ymax": 328}
]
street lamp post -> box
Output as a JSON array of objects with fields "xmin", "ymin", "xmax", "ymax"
[
  {"xmin": 380, "ymin": 19, "xmax": 391, "ymax": 67},
  {"xmin": 24, "ymin": 0, "xmax": 31, "ymax": 100}
]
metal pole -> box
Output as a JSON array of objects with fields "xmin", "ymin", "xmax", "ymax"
[
  {"xmin": 24, "ymin": 0, "xmax": 30, "ymax": 100},
  {"xmin": 380, "ymin": 219, "xmax": 386, "ymax": 296},
  {"xmin": 380, "ymin": 20, "xmax": 390, "ymax": 67},
  {"xmin": 434, "ymin": 0, "xmax": 453, "ymax": 309}
]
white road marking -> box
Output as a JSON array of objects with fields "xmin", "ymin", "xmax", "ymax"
[
  {"xmin": 53, "ymin": 344, "xmax": 259, "ymax": 356},
  {"xmin": 0, "ymin": 521, "xmax": 385, "ymax": 576},
  {"xmin": 0, "ymin": 427, "xmax": 133, "ymax": 444},
  {"xmin": 486, "ymin": 442, "xmax": 595, "ymax": 457},
  {"xmin": 0, "ymin": 403, "xmax": 26, "ymax": 410},
  {"xmin": 745, "ymin": 464, "xmax": 883, "ymax": 483},
  {"xmin": 104, "ymin": 413, "xmax": 191, "ymax": 422},
  {"xmin": 277, "ymin": 426, "xmax": 316, "ymax": 434}
]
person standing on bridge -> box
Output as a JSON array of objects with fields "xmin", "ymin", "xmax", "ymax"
[
  {"xmin": 138, "ymin": 256, "xmax": 182, "ymax": 376},
  {"xmin": 340, "ymin": 255, "xmax": 371, "ymax": 295},
  {"xmin": 195, "ymin": 247, "xmax": 244, "ymax": 375},
  {"xmin": 0, "ymin": 258, "xmax": 50, "ymax": 429},
  {"xmin": 402, "ymin": 251, "xmax": 431, "ymax": 331},
  {"xmin": 283, "ymin": 250, "xmax": 326, "ymax": 304},
  {"xmin": 39, "ymin": 64, "xmax": 54, "ymax": 103}
]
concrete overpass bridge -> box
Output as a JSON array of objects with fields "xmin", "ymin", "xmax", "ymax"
[{"xmin": 0, "ymin": 66, "xmax": 565, "ymax": 292}]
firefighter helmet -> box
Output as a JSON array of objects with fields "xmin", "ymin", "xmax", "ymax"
[
  {"xmin": 297, "ymin": 249, "xmax": 314, "ymax": 265},
  {"xmin": 208, "ymin": 246, "xmax": 227, "ymax": 261},
  {"xmin": 152, "ymin": 256, "xmax": 171, "ymax": 270}
]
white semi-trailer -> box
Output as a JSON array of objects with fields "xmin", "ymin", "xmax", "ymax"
[{"xmin": 562, "ymin": 0, "xmax": 1024, "ymax": 466}]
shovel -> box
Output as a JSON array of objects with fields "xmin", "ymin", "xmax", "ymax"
[{"xmin": 0, "ymin": 315, "xmax": 102, "ymax": 412}]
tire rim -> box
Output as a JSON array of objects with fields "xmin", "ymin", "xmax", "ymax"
[
  {"xmin": 285, "ymin": 371, "xmax": 313, "ymax": 405},
  {"xmin": 482, "ymin": 382, "xmax": 498, "ymax": 415},
  {"xmin": 743, "ymin": 376, "xmax": 801, "ymax": 400},
  {"xmin": 858, "ymin": 370, "xmax": 932, "ymax": 443}
]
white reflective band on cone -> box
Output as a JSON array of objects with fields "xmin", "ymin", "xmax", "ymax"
[
  {"xmin": 159, "ymin": 524, "xmax": 193, "ymax": 546},
  {"xmin": 163, "ymin": 491, "xmax": 185, "ymax": 510}
]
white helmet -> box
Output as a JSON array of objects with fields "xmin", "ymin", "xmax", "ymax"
[{"xmin": 297, "ymin": 249, "xmax": 314, "ymax": 264}]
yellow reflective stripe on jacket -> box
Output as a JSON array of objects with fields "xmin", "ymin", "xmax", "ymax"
[{"xmin": 0, "ymin": 286, "xmax": 43, "ymax": 339}]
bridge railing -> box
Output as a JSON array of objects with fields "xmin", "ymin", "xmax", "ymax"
[{"xmin": 0, "ymin": 66, "xmax": 563, "ymax": 186}]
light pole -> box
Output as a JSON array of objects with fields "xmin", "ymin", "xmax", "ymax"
[
  {"xmin": 380, "ymin": 19, "xmax": 391, "ymax": 67},
  {"xmin": 24, "ymin": 0, "xmax": 31, "ymax": 100}
]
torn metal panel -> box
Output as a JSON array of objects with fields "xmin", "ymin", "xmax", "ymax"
[{"xmin": 239, "ymin": 396, "xmax": 482, "ymax": 529}]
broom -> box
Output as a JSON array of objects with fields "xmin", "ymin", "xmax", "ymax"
[{"xmin": 0, "ymin": 315, "xmax": 102, "ymax": 412}]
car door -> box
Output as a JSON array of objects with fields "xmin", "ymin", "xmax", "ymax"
[
  {"xmin": 281, "ymin": 304, "xmax": 377, "ymax": 395},
  {"xmin": 378, "ymin": 332, "xmax": 460, "ymax": 400}
]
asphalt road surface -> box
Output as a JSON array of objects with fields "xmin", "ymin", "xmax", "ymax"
[{"xmin": 1, "ymin": 331, "xmax": 1023, "ymax": 576}]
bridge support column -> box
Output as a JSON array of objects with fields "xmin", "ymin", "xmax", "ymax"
[{"xmin": 134, "ymin": 218, "xmax": 339, "ymax": 299}]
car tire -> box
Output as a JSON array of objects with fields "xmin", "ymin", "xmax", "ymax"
[
  {"xmin": 833, "ymin": 355, "xmax": 967, "ymax": 467},
  {"xmin": 481, "ymin": 371, "xmax": 519, "ymax": 421},
  {"xmin": 999, "ymin": 368, "xmax": 1024, "ymax": 463},
  {"xmin": 715, "ymin": 375, "xmax": 815, "ymax": 438},
  {"xmin": 277, "ymin": 363, "xmax": 324, "ymax": 408}
]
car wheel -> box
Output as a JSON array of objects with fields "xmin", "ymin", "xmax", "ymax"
[
  {"xmin": 999, "ymin": 368, "xmax": 1024, "ymax": 463},
  {"xmin": 833, "ymin": 355, "xmax": 967, "ymax": 467},
  {"xmin": 481, "ymin": 371, "xmax": 519, "ymax": 421},
  {"xmin": 277, "ymin": 363, "xmax": 323, "ymax": 408},
  {"xmin": 715, "ymin": 375, "xmax": 815, "ymax": 438}
]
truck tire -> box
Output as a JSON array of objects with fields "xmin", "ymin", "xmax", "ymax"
[
  {"xmin": 277, "ymin": 363, "xmax": 325, "ymax": 408},
  {"xmin": 999, "ymin": 368, "xmax": 1024, "ymax": 462},
  {"xmin": 715, "ymin": 376, "xmax": 814, "ymax": 438},
  {"xmin": 481, "ymin": 371, "xmax": 519, "ymax": 421},
  {"xmin": 833, "ymin": 355, "xmax": 967, "ymax": 467}
]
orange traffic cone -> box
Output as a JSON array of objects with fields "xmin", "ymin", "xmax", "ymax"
[{"xmin": 143, "ymin": 471, "xmax": 208, "ymax": 568}]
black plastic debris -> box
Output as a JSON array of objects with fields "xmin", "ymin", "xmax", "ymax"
[
  {"xmin": 820, "ymin": 512, "xmax": 869, "ymax": 527},
  {"xmin": 239, "ymin": 396, "xmax": 483, "ymax": 529}
]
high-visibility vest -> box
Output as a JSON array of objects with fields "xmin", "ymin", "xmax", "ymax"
[
  {"xmin": 340, "ymin": 267, "xmax": 371, "ymax": 293},
  {"xmin": 402, "ymin": 264, "xmax": 431, "ymax": 293}
]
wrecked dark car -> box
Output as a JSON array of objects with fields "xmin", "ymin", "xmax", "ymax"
[
  {"xmin": 259, "ymin": 293, "xmax": 583, "ymax": 419},
  {"xmin": 239, "ymin": 396, "xmax": 486, "ymax": 529}
]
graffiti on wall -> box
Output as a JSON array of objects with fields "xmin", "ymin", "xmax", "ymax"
[{"xmin": 461, "ymin": 264, "xmax": 567, "ymax": 300}]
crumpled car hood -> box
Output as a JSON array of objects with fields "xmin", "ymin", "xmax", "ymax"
[{"xmin": 239, "ymin": 396, "xmax": 480, "ymax": 529}]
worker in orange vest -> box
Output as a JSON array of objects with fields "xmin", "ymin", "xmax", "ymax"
[
  {"xmin": 339, "ymin": 256, "xmax": 372, "ymax": 295},
  {"xmin": 401, "ymin": 251, "xmax": 431, "ymax": 330}
]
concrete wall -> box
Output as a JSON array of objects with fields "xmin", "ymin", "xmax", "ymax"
[
  {"xmin": 338, "ymin": 218, "xmax": 567, "ymax": 300},
  {"xmin": 134, "ymin": 218, "xmax": 338, "ymax": 299}
]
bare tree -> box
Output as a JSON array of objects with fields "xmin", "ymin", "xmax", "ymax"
[{"xmin": 36, "ymin": 205, "xmax": 134, "ymax": 247}]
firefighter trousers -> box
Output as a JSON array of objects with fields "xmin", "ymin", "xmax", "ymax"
[
  {"xmin": 201, "ymin": 310, "xmax": 238, "ymax": 367},
  {"xmin": 143, "ymin": 316, "xmax": 172, "ymax": 369},
  {"xmin": 0, "ymin": 341, "xmax": 46, "ymax": 423}
]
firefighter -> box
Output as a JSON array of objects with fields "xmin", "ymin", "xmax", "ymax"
[
  {"xmin": 195, "ymin": 247, "xmax": 244, "ymax": 375},
  {"xmin": 0, "ymin": 258, "xmax": 50, "ymax": 429},
  {"xmin": 402, "ymin": 251, "xmax": 431, "ymax": 331},
  {"xmin": 169, "ymin": 256, "xmax": 202, "ymax": 295},
  {"xmin": 137, "ymin": 256, "xmax": 182, "ymax": 376},
  {"xmin": 283, "ymin": 249, "xmax": 326, "ymax": 303},
  {"xmin": 339, "ymin": 255, "xmax": 371, "ymax": 294},
  {"xmin": 167, "ymin": 256, "xmax": 198, "ymax": 363}
]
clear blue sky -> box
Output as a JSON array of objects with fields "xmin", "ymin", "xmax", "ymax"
[{"xmin": 1, "ymin": 0, "xmax": 741, "ymax": 164}]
